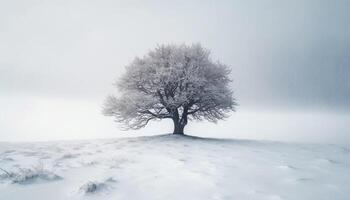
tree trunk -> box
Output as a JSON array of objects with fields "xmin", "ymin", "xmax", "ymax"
[
  {"xmin": 172, "ymin": 107, "xmax": 187, "ymax": 135},
  {"xmin": 173, "ymin": 121, "xmax": 185, "ymax": 135}
]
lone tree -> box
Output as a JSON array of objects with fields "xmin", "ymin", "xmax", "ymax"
[{"xmin": 103, "ymin": 44, "xmax": 237, "ymax": 135}]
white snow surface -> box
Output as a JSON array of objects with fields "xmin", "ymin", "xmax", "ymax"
[{"xmin": 0, "ymin": 134, "xmax": 349, "ymax": 200}]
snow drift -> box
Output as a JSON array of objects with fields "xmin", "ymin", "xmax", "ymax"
[{"xmin": 0, "ymin": 135, "xmax": 349, "ymax": 200}]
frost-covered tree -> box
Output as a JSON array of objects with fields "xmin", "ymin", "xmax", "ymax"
[{"xmin": 103, "ymin": 44, "xmax": 237, "ymax": 135}]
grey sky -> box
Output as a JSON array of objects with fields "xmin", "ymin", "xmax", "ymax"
[{"xmin": 0, "ymin": 0, "xmax": 349, "ymax": 142}]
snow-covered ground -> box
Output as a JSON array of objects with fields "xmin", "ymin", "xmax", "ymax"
[{"xmin": 0, "ymin": 134, "xmax": 349, "ymax": 200}]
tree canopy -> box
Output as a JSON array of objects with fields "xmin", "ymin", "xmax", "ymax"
[{"xmin": 103, "ymin": 44, "xmax": 237, "ymax": 134}]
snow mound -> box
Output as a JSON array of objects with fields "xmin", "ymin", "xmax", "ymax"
[
  {"xmin": 79, "ymin": 177, "xmax": 117, "ymax": 194},
  {"xmin": 0, "ymin": 163, "xmax": 61, "ymax": 184},
  {"xmin": 79, "ymin": 181, "xmax": 105, "ymax": 194},
  {"xmin": 0, "ymin": 134, "xmax": 349, "ymax": 200}
]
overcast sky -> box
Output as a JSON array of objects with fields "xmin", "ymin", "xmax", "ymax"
[{"xmin": 1, "ymin": 0, "xmax": 349, "ymax": 143}]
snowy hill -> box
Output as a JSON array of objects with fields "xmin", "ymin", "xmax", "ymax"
[{"xmin": 0, "ymin": 135, "xmax": 349, "ymax": 200}]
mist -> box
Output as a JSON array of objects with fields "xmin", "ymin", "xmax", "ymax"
[{"xmin": 1, "ymin": 0, "xmax": 349, "ymax": 143}]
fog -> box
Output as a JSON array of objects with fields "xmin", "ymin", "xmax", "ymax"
[{"xmin": 1, "ymin": 0, "xmax": 349, "ymax": 143}]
